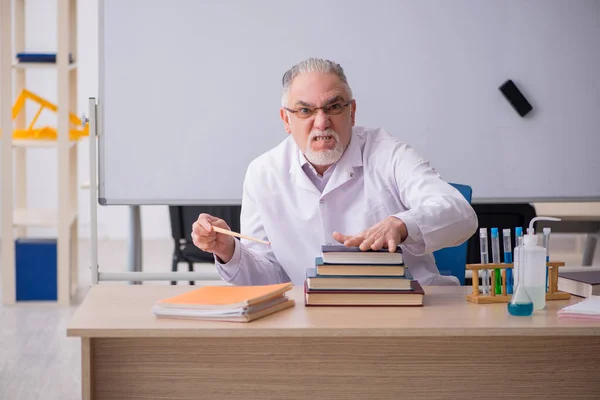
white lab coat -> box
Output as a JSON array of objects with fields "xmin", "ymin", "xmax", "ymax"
[{"xmin": 215, "ymin": 126, "xmax": 478, "ymax": 286}]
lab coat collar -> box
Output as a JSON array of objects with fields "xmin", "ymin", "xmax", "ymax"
[{"xmin": 289, "ymin": 129, "xmax": 364, "ymax": 196}]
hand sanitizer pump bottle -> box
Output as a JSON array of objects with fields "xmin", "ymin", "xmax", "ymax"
[{"xmin": 522, "ymin": 216, "xmax": 561, "ymax": 310}]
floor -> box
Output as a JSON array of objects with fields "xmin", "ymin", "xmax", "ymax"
[
  {"xmin": 0, "ymin": 235, "xmax": 598, "ymax": 400},
  {"xmin": 0, "ymin": 239, "xmax": 218, "ymax": 400}
]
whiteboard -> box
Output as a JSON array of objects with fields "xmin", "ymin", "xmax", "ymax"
[{"xmin": 98, "ymin": 0, "xmax": 600, "ymax": 205}]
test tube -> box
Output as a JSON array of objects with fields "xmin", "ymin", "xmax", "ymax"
[
  {"xmin": 503, "ymin": 229, "xmax": 513, "ymax": 294},
  {"xmin": 514, "ymin": 227, "xmax": 523, "ymax": 287},
  {"xmin": 479, "ymin": 228, "xmax": 489, "ymax": 294},
  {"xmin": 491, "ymin": 228, "xmax": 502, "ymax": 294},
  {"xmin": 543, "ymin": 227, "xmax": 551, "ymax": 291}
]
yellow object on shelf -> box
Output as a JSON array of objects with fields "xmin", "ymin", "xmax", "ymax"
[{"xmin": 0, "ymin": 89, "xmax": 88, "ymax": 141}]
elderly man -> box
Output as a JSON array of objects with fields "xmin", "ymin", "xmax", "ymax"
[{"xmin": 192, "ymin": 58, "xmax": 478, "ymax": 286}]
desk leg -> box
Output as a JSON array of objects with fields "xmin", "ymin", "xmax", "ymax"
[
  {"xmin": 82, "ymin": 338, "xmax": 95, "ymax": 400},
  {"xmin": 128, "ymin": 205, "xmax": 142, "ymax": 284},
  {"xmin": 582, "ymin": 233, "xmax": 598, "ymax": 266}
]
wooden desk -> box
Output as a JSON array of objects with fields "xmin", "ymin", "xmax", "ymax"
[{"xmin": 67, "ymin": 285, "xmax": 600, "ymax": 400}]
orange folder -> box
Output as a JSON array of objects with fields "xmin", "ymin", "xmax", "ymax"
[{"xmin": 156, "ymin": 282, "xmax": 293, "ymax": 310}]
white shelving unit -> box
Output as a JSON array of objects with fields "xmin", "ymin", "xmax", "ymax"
[{"xmin": 1, "ymin": 0, "xmax": 79, "ymax": 305}]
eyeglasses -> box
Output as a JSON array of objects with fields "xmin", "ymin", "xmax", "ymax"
[{"xmin": 284, "ymin": 100, "xmax": 353, "ymax": 119}]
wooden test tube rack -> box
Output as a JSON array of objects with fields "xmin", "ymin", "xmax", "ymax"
[{"xmin": 466, "ymin": 262, "xmax": 571, "ymax": 304}]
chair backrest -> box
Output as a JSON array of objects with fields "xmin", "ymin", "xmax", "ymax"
[
  {"xmin": 432, "ymin": 183, "xmax": 472, "ymax": 285},
  {"xmin": 465, "ymin": 203, "xmax": 537, "ymax": 265}
]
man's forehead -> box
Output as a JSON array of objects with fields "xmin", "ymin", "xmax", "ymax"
[{"xmin": 288, "ymin": 72, "xmax": 349, "ymax": 103}]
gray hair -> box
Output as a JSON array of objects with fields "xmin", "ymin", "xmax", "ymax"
[{"xmin": 281, "ymin": 58, "xmax": 353, "ymax": 107}]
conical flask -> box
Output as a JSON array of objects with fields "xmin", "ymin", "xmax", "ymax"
[{"xmin": 508, "ymin": 237, "xmax": 533, "ymax": 316}]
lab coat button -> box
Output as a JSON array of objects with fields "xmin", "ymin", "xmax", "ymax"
[
  {"xmin": 319, "ymin": 199, "xmax": 325, "ymax": 205},
  {"xmin": 350, "ymin": 172, "xmax": 355, "ymax": 178}
]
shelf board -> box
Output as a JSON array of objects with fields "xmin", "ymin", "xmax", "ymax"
[
  {"xmin": 11, "ymin": 139, "xmax": 78, "ymax": 149},
  {"xmin": 13, "ymin": 208, "xmax": 77, "ymax": 228},
  {"xmin": 12, "ymin": 61, "xmax": 77, "ymax": 71}
]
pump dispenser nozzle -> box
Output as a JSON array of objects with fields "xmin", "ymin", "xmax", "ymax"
[
  {"xmin": 528, "ymin": 216, "xmax": 561, "ymax": 235},
  {"xmin": 524, "ymin": 217, "xmax": 561, "ymax": 246}
]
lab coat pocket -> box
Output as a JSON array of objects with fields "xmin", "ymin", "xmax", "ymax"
[
  {"xmin": 365, "ymin": 191, "xmax": 401, "ymax": 226},
  {"xmin": 365, "ymin": 202, "xmax": 388, "ymax": 226}
]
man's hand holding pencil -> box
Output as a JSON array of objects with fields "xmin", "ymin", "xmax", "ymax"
[{"xmin": 192, "ymin": 213, "xmax": 271, "ymax": 264}]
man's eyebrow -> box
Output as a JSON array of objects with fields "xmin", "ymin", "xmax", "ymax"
[
  {"xmin": 294, "ymin": 95, "xmax": 346, "ymax": 108},
  {"xmin": 295, "ymin": 100, "xmax": 314, "ymax": 107},
  {"xmin": 324, "ymin": 95, "xmax": 344, "ymax": 105}
]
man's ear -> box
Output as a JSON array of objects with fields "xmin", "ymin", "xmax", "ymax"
[
  {"xmin": 280, "ymin": 108, "xmax": 292, "ymax": 134},
  {"xmin": 350, "ymin": 100, "xmax": 357, "ymax": 126}
]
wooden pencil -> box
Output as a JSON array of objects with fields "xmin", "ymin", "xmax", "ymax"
[{"xmin": 212, "ymin": 226, "xmax": 271, "ymax": 245}]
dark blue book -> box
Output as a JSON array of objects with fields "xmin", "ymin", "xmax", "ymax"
[
  {"xmin": 321, "ymin": 245, "xmax": 402, "ymax": 253},
  {"xmin": 321, "ymin": 245, "xmax": 403, "ymax": 265}
]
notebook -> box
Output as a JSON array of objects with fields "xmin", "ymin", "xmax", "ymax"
[
  {"xmin": 156, "ymin": 282, "xmax": 292, "ymax": 309},
  {"xmin": 558, "ymin": 270, "xmax": 600, "ymax": 298},
  {"xmin": 153, "ymin": 296, "xmax": 294, "ymax": 322},
  {"xmin": 557, "ymin": 296, "xmax": 600, "ymax": 320},
  {"xmin": 153, "ymin": 282, "xmax": 294, "ymax": 322}
]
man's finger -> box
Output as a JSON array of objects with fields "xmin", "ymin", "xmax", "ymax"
[
  {"xmin": 359, "ymin": 235, "xmax": 376, "ymax": 251},
  {"xmin": 343, "ymin": 235, "xmax": 365, "ymax": 247},
  {"xmin": 387, "ymin": 239, "xmax": 398, "ymax": 252},
  {"xmin": 204, "ymin": 237, "xmax": 217, "ymax": 250},
  {"xmin": 193, "ymin": 222, "xmax": 212, "ymax": 237},
  {"xmin": 197, "ymin": 214, "xmax": 215, "ymax": 231},
  {"xmin": 371, "ymin": 237, "xmax": 385, "ymax": 251},
  {"xmin": 332, "ymin": 231, "xmax": 352, "ymax": 244},
  {"xmin": 211, "ymin": 218, "xmax": 228, "ymax": 230}
]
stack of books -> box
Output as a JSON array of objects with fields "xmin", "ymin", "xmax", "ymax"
[
  {"xmin": 152, "ymin": 282, "xmax": 295, "ymax": 322},
  {"xmin": 304, "ymin": 245, "xmax": 424, "ymax": 306}
]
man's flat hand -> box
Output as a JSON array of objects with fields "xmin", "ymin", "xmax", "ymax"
[{"xmin": 332, "ymin": 216, "xmax": 408, "ymax": 252}]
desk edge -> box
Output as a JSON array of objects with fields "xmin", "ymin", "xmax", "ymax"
[{"xmin": 66, "ymin": 326, "xmax": 600, "ymax": 339}]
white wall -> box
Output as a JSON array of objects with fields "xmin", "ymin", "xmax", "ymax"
[
  {"xmin": 1, "ymin": 0, "xmax": 598, "ymax": 241},
  {"xmin": 0, "ymin": 0, "xmax": 171, "ymax": 239}
]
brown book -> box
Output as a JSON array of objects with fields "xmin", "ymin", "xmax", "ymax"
[
  {"xmin": 304, "ymin": 280, "xmax": 424, "ymax": 307},
  {"xmin": 306, "ymin": 268, "xmax": 412, "ymax": 290},
  {"xmin": 558, "ymin": 270, "xmax": 600, "ymax": 298},
  {"xmin": 315, "ymin": 257, "xmax": 405, "ymax": 276}
]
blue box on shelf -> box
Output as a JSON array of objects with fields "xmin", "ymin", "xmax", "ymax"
[
  {"xmin": 15, "ymin": 52, "xmax": 74, "ymax": 64},
  {"xmin": 15, "ymin": 238, "xmax": 58, "ymax": 301}
]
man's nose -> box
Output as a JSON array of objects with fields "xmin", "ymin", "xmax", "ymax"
[{"xmin": 313, "ymin": 109, "xmax": 331, "ymax": 130}]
